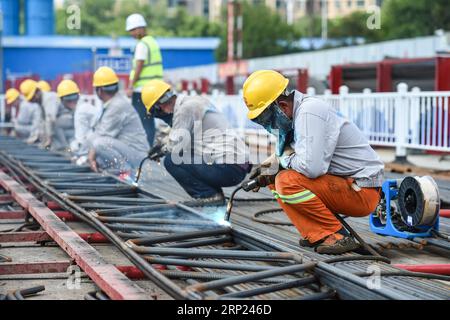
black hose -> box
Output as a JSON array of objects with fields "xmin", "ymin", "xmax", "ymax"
[
  {"xmin": 253, "ymin": 208, "xmax": 292, "ymax": 226},
  {"xmin": 225, "ymin": 186, "xmax": 242, "ymax": 222},
  {"xmin": 134, "ymin": 156, "xmax": 150, "ymax": 184}
]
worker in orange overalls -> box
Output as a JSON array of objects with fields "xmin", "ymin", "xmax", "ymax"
[{"xmin": 242, "ymin": 70, "xmax": 384, "ymax": 254}]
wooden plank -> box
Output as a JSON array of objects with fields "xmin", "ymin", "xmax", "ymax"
[{"xmin": 0, "ymin": 261, "xmax": 71, "ymax": 275}]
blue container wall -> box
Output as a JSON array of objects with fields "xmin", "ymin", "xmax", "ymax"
[
  {"xmin": 0, "ymin": 0, "xmax": 20, "ymax": 35},
  {"xmin": 4, "ymin": 48, "xmax": 93, "ymax": 80},
  {"xmin": 25, "ymin": 0, "xmax": 54, "ymax": 36},
  {"xmin": 4, "ymin": 47, "xmax": 217, "ymax": 82}
]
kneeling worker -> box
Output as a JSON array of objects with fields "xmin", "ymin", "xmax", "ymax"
[
  {"xmin": 87, "ymin": 67, "xmax": 149, "ymax": 174},
  {"xmin": 243, "ymin": 70, "xmax": 384, "ymax": 254},
  {"xmin": 141, "ymin": 80, "xmax": 249, "ymax": 206}
]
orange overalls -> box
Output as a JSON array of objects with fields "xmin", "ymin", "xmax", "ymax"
[{"xmin": 269, "ymin": 170, "xmax": 380, "ymax": 243}]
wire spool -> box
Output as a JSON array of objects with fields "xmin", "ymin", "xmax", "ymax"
[{"xmin": 398, "ymin": 176, "xmax": 440, "ymax": 227}]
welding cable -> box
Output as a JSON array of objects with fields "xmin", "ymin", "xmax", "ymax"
[
  {"xmin": 134, "ymin": 155, "xmax": 151, "ymax": 184},
  {"xmin": 253, "ymin": 208, "xmax": 292, "ymax": 226},
  {"xmin": 225, "ymin": 186, "xmax": 242, "ymax": 221}
]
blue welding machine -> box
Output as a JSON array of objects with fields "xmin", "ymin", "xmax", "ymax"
[{"xmin": 370, "ymin": 177, "xmax": 440, "ymax": 239}]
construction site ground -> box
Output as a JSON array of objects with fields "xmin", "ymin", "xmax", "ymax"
[{"xmin": 0, "ymin": 141, "xmax": 449, "ymax": 300}]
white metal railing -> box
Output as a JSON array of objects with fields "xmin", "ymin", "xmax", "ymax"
[
  {"xmin": 2, "ymin": 85, "xmax": 450, "ymax": 155},
  {"xmin": 206, "ymin": 84, "xmax": 450, "ymax": 156}
]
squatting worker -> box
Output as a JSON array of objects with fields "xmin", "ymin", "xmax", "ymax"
[
  {"xmin": 141, "ymin": 80, "xmax": 250, "ymax": 207},
  {"xmin": 87, "ymin": 67, "xmax": 149, "ymax": 174},
  {"xmin": 20, "ymin": 79, "xmax": 60, "ymax": 147},
  {"xmin": 126, "ymin": 13, "xmax": 163, "ymax": 147},
  {"xmin": 243, "ymin": 70, "xmax": 384, "ymax": 255},
  {"xmin": 5, "ymin": 88, "xmax": 41, "ymax": 140}
]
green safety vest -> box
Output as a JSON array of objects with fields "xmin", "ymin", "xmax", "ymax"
[{"xmin": 130, "ymin": 35, "xmax": 163, "ymax": 88}]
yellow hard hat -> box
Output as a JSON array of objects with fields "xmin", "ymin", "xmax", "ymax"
[
  {"xmin": 20, "ymin": 79, "xmax": 38, "ymax": 102},
  {"xmin": 93, "ymin": 66, "xmax": 119, "ymax": 87},
  {"xmin": 5, "ymin": 88, "xmax": 20, "ymax": 105},
  {"xmin": 243, "ymin": 70, "xmax": 289, "ymax": 120},
  {"xmin": 141, "ymin": 80, "xmax": 172, "ymax": 113},
  {"xmin": 37, "ymin": 80, "xmax": 51, "ymax": 92},
  {"xmin": 57, "ymin": 79, "xmax": 80, "ymax": 98}
]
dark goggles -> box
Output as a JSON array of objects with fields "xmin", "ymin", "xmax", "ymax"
[
  {"xmin": 61, "ymin": 93, "xmax": 80, "ymax": 102},
  {"xmin": 152, "ymin": 90, "xmax": 174, "ymax": 112}
]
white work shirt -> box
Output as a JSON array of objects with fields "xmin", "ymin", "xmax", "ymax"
[{"xmin": 132, "ymin": 41, "xmax": 149, "ymax": 93}]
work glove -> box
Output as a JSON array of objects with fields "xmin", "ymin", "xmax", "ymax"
[
  {"xmin": 277, "ymin": 146, "xmax": 295, "ymax": 169},
  {"xmin": 148, "ymin": 144, "xmax": 168, "ymax": 162},
  {"xmin": 247, "ymin": 153, "xmax": 281, "ymax": 192}
]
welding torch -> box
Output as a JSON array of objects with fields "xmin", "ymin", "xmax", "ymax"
[
  {"xmin": 225, "ymin": 172, "xmax": 276, "ymax": 221},
  {"xmin": 134, "ymin": 145, "xmax": 168, "ymax": 184}
]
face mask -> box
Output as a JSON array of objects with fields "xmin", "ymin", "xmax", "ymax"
[{"xmin": 254, "ymin": 103, "xmax": 294, "ymax": 156}]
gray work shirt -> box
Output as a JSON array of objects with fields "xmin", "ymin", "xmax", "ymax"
[
  {"xmin": 86, "ymin": 93, "xmax": 149, "ymax": 153},
  {"xmin": 14, "ymin": 101, "xmax": 42, "ymax": 136},
  {"xmin": 285, "ymin": 91, "xmax": 384, "ymax": 187},
  {"xmin": 167, "ymin": 95, "xmax": 248, "ymax": 164}
]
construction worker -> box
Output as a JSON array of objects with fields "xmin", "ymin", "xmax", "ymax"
[
  {"xmin": 141, "ymin": 80, "xmax": 250, "ymax": 206},
  {"xmin": 19, "ymin": 79, "xmax": 60, "ymax": 147},
  {"xmin": 56, "ymin": 80, "xmax": 101, "ymax": 157},
  {"xmin": 126, "ymin": 13, "xmax": 163, "ymax": 147},
  {"xmin": 242, "ymin": 70, "xmax": 384, "ymax": 254},
  {"xmin": 37, "ymin": 80, "xmax": 52, "ymax": 92},
  {"xmin": 5, "ymin": 88, "xmax": 41, "ymax": 140},
  {"xmin": 87, "ymin": 67, "xmax": 149, "ymax": 174}
]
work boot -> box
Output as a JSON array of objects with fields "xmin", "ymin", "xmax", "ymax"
[
  {"xmin": 299, "ymin": 228, "xmax": 349, "ymax": 248},
  {"xmin": 183, "ymin": 193, "xmax": 226, "ymax": 207},
  {"xmin": 299, "ymin": 238, "xmax": 324, "ymax": 248},
  {"xmin": 315, "ymin": 233, "xmax": 360, "ymax": 255}
]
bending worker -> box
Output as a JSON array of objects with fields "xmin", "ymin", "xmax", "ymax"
[
  {"xmin": 141, "ymin": 80, "xmax": 249, "ymax": 206},
  {"xmin": 56, "ymin": 79, "xmax": 100, "ymax": 154},
  {"xmin": 126, "ymin": 13, "xmax": 163, "ymax": 147},
  {"xmin": 6, "ymin": 88, "xmax": 41, "ymax": 140},
  {"xmin": 20, "ymin": 79, "xmax": 60, "ymax": 147},
  {"xmin": 87, "ymin": 67, "xmax": 149, "ymax": 174},
  {"xmin": 243, "ymin": 70, "xmax": 384, "ymax": 254}
]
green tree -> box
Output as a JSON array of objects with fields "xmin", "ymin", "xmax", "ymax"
[
  {"xmin": 329, "ymin": 11, "xmax": 383, "ymax": 43},
  {"xmin": 216, "ymin": 2, "xmax": 300, "ymax": 62},
  {"xmin": 56, "ymin": 0, "xmax": 222, "ymax": 37},
  {"xmin": 382, "ymin": 0, "xmax": 450, "ymax": 39}
]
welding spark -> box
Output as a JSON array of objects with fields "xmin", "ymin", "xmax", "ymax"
[{"xmin": 202, "ymin": 206, "xmax": 231, "ymax": 227}]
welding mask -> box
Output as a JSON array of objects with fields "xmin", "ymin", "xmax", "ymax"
[
  {"xmin": 151, "ymin": 91, "xmax": 175, "ymax": 125},
  {"xmin": 253, "ymin": 103, "xmax": 294, "ymax": 156},
  {"xmin": 61, "ymin": 93, "xmax": 80, "ymax": 110}
]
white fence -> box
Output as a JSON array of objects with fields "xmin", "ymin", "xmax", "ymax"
[
  {"xmin": 2, "ymin": 84, "xmax": 450, "ymax": 156},
  {"xmin": 207, "ymin": 84, "xmax": 450, "ymax": 156}
]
